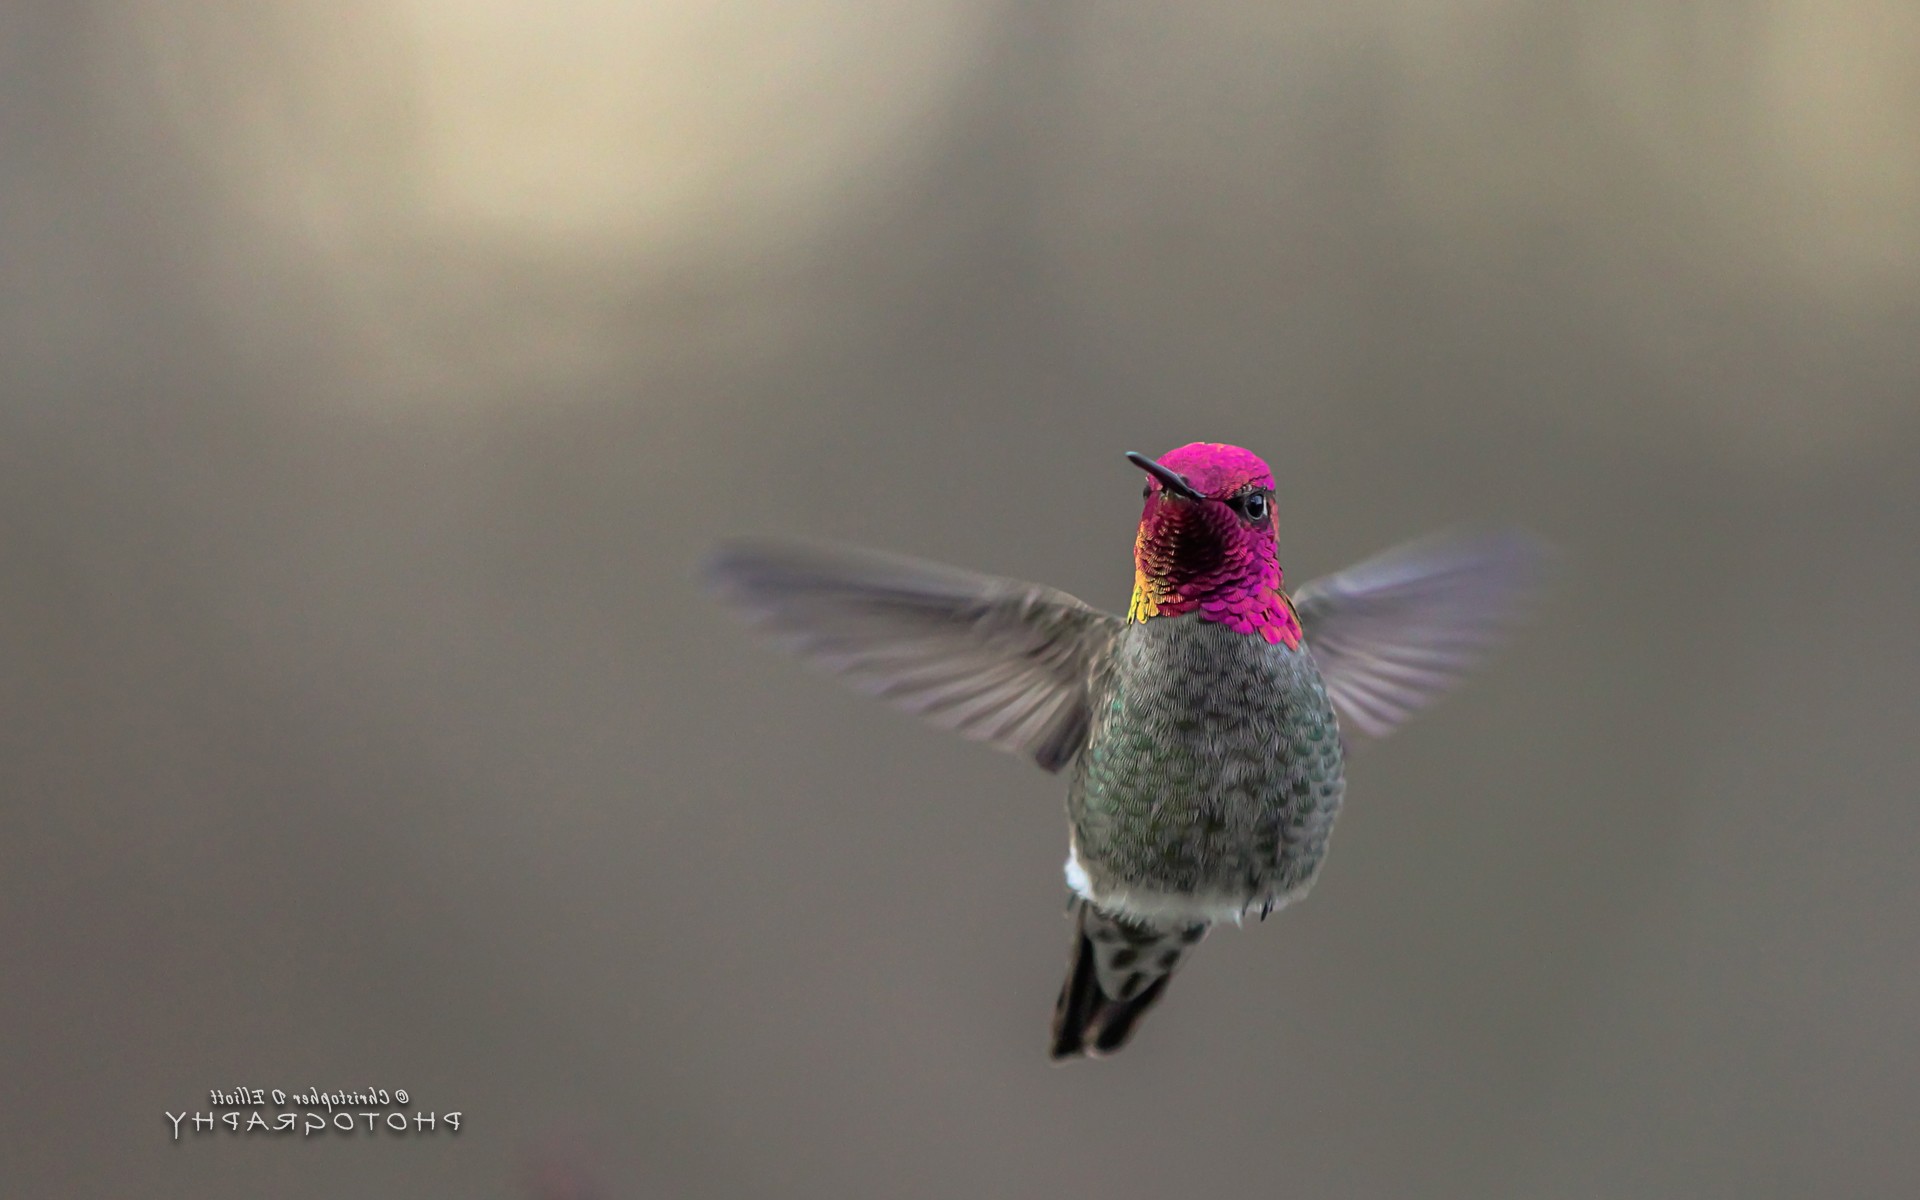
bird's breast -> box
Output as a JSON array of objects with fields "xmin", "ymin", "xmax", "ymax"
[{"xmin": 1066, "ymin": 615, "xmax": 1345, "ymax": 918}]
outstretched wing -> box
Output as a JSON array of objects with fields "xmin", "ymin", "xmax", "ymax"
[
  {"xmin": 704, "ymin": 540, "xmax": 1122, "ymax": 772},
  {"xmin": 1294, "ymin": 529, "xmax": 1549, "ymax": 739}
]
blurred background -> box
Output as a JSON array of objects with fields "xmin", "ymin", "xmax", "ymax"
[{"xmin": 4, "ymin": 2, "xmax": 1918, "ymax": 1196}]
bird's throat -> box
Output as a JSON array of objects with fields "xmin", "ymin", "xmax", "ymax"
[{"xmin": 1128, "ymin": 525, "xmax": 1303, "ymax": 647}]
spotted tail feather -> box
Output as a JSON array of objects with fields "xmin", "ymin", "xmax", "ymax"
[{"xmin": 1050, "ymin": 901, "xmax": 1208, "ymax": 1061}]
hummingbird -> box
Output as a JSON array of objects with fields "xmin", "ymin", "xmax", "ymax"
[{"xmin": 706, "ymin": 443, "xmax": 1544, "ymax": 1060}]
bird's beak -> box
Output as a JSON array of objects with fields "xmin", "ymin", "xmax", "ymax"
[{"xmin": 1125, "ymin": 451, "xmax": 1204, "ymax": 501}]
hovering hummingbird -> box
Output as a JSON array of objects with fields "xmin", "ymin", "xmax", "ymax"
[{"xmin": 706, "ymin": 443, "xmax": 1544, "ymax": 1060}]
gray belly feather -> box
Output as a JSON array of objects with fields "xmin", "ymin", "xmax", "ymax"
[{"xmin": 1067, "ymin": 615, "xmax": 1345, "ymax": 921}]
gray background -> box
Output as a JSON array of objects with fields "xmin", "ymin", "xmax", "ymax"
[{"xmin": 5, "ymin": 3, "xmax": 1918, "ymax": 1197}]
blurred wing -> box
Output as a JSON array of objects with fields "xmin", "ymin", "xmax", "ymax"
[
  {"xmin": 704, "ymin": 540, "xmax": 1122, "ymax": 772},
  {"xmin": 1294, "ymin": 529, "xmax": 1549, "ymax": 739}
]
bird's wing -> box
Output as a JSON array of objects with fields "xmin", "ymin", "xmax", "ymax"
[
  {"xmin": 704, "ymin": 540, "xmax": 1123, "ymax": 772},
  {"xmin": 1293, "ymin": 529, "xmax": 1549, "ymax": 739}
]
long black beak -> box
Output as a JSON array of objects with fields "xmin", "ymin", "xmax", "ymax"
[{"xmin": 1125, "ymin": 451, "xmax": 1204, "ymax": 501}]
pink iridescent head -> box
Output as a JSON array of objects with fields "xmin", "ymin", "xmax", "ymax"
[{"xmin": 1124, "ymin": 443, "xmax": 1301, "ymax": 647}]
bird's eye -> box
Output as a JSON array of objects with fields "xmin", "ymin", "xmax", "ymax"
[
  {"xmin": 1143, "ymin": 483, "xmax": 1152, "ymax": 498},
  {"xmin": 1236, "ymin": 492, "xmax": 1269, "ymax": 521}
]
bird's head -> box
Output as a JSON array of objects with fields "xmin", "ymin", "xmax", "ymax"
[{"xmin": 1125, "ymin": 443, "xmax": 1300, "ymax": 645}]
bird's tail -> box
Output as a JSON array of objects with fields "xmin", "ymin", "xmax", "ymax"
[{"xmin": 1049, "ymin": 899, "xmax": 1208, "ymax": 1061}]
